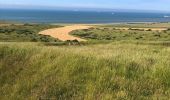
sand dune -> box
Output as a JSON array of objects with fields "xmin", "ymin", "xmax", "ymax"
[{"xmin": 39, "ymin": 25, "xmax": 91, "ymax": 41}]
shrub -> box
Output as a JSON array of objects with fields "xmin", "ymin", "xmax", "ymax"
[
  {"xmin": 146, "ymin": 29, "xmax": 152, "ymax": 31},
  {"xmin": 31, "ymin": 38, "xmax": 38, "ymax": 42}
]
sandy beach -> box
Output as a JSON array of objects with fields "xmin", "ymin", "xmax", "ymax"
[{"xmin": 39, "ymin": 25, "xmax": 91, "ymax": 41}]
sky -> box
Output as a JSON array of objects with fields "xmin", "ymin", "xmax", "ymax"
[{"xmin": 0, "ymin": 0, "xmax": 170, "ymax": 12}]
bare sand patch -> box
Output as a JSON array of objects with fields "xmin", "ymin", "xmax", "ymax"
[
  {"xmin": 0, "ymin": 24, "xmax": 11, "ymax": 26},
  {"xmin": 39, "ymin": 25, "xmax": 91, "ymax": 41}
]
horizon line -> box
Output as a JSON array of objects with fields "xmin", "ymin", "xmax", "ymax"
[{"xmin": 0, "ymin": 4, "xmax": 170, "ymax": 13}]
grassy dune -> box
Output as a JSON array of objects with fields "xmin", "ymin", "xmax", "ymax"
[
  {"xmin": 0, "ymin": 42, "xmax": 170, "ymax": 99},
  {"xmin": 0, "ymin": 23, "xmax": 170, "ymax": 99},
  {"xmin": 0, "ymin": 24, "xmax": 62, "ymax": 42},
  {"xmin": 71, "ymin": 27, "xmax": 170, "ymax": 41}
]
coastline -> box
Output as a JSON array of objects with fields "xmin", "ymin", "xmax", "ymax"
[{"xmin": 1, "ymin": 19, "xmax": 170, "ymax": 24}]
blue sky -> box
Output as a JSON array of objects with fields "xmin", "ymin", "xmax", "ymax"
[{"xmin": 0, "ymin": 0, "xmax": 170, "ymax": 11}]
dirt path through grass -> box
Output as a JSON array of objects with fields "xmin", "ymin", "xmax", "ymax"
[{"xmin": 39, "ymin": 25, "xmax": 91, "ymax": 41}]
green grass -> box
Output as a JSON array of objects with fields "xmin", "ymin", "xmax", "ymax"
[
  {"xmin": 101, "ymin": 22, "xmax": 170, "ymax": 28},
  {"xmin": 0, "ymin": 42, "xmax": 170, "ymax": 100},
  {"xmin": 0, "ymin": 23, "xmax": 170, "ymax": 99},
  {"xmin": 71, "ymin": 27, "xmax": 170, "ymax": 41},
  {"xmin": 0, "ymin": 24, "xmax": 62, "ymax": 42}
]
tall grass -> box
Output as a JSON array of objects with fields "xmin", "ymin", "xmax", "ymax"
[{"xmin": 0, "ymin": 42, "xmax": 170, "ymax": 100}]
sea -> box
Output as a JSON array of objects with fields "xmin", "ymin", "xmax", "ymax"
[{"xmin": 0, "ymin": 9, "xmax": 170, "ymax": 24}]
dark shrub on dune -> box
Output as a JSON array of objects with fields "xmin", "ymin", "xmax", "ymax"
[{"xmin": 146, "ymin": 29, "xmax": 152, "ymax": 31}]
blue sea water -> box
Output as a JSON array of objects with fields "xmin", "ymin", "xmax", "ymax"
[{"xmin": 0, "ymin": 9, "xmax": 170, "ymax": 23}]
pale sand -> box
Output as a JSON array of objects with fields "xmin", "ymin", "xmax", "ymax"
[
  {"xmin": 0, "ymin": 24, "xmax": 11, "ymax": 26},
  {"xmin": 39, "ymin": 25, "xmax": 91, "ymax": 41}
]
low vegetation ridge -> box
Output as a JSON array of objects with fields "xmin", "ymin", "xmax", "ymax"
[
  {"xmin": 0, "ymin": 24, "xmax": 62, "ymax": 42},
  {"xmin": 71, "ymin": 26, "xmax": 170, "ymax": 41}
]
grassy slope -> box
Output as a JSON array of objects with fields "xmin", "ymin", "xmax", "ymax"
[
  {"xmin": 0, "ymin": 23, "xmax": 170, "ymax": 99},
  {"xmin": 71, "ymin": 27, "xmax": 170, "ymax": 41},
  {"xmin": 0, "ymin": 42, "xmax": 170, "ymax": 100},
  {"xmin": 0, "ymin": 24, "xmax": 62, "ymax": 42}
]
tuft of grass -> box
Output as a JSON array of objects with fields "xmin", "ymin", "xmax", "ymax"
[{"xmin": 0, "ymin": 42, "xmax": 170, "ymax": 99}]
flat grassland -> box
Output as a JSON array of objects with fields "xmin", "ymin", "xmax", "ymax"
[{"xmin": 0, "ymin": 23, "xmax": 170, "ymax": 100}]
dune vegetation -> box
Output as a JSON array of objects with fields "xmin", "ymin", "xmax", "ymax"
[
  {"xmin": 71, "ymin": 26, "xmax": 170, "ymax": 41},
  {"xmin": 0, "ymin": 23, "xmax": 170, "ymax": 99},
  {"xmin": 0, "ymin": 24, "xmax": 62, "ymax": 42},
  {"xmin": 0, "ymin": 41, "xmax": 170, "ymax": 100}
]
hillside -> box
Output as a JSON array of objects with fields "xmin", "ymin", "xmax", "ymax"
[
  {"xmin": 0, "ymin": 24, "xmax": 62, "ymax": 42},
  {"xmin": 0, "ymin": 42, "xmax": 170, "ymax": 99}
]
